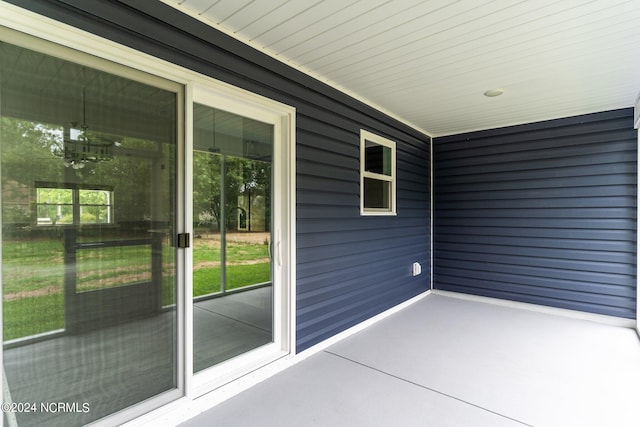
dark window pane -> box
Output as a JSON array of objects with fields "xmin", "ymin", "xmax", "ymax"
[
  {"xmin": 364, "ymin": 177, "xmax": 390, "ymax": 210},
  {"xmin": 364, "ymin": 141, "xmax": 392, "ymax": 176}
]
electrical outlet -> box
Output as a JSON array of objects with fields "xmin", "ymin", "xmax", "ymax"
[{"xmin": 412, "ymin": 262, "xmax": 422, "ymax": 276}]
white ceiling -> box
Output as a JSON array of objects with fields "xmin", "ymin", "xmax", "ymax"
[{"xmin": 164, "ymin": 0, "xmax": 640, "ymax": 137}]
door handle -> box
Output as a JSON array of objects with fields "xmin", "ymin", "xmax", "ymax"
[
  {"xmin": 276, "ymin": 229, "xmax": 282, "ymax": 268},
  {"xmin": 277, "ymin": 240, "xmax": 282, "ymax": 267}
]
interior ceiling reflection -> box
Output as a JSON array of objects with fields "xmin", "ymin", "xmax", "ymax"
[
  {"xmin": 193, "ymin": 103, "xmax": 272, "ymax": 161},
  {"xmin": 0, "ymin": 41, "xmax": 176, "ymax": 145}
]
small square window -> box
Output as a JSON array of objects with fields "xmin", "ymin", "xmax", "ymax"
[
  {"xmin": 36, "ymin": 183, "xmax": 114, "ymax": 226},
  {"xmin": 360, "ymin": 130, "xmax": 396, "ymax": 215}
]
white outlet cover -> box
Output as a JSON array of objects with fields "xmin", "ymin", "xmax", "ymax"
[{"xmin": 412, "ymin": 262, "xmax": 422, "ymax": 276}]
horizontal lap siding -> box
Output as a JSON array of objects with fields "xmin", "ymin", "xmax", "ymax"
[
  {"xmin": 434, "ymin": 109, "xmax": 637, "ymax": 318},
  {"xmin": 296, "ymin": 114, "xmax": 430, "ymax": 351},
  {"xmin": 13, "ymin": 0, "xmax": 431, "ymax": 352}
]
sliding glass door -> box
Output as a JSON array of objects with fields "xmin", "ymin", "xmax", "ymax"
[
  {"xmin": 1, "ymin": 23, "xmax": 293, "ymax": 426},
  {"xmin": 188, "ymin": 85, "xmax": 293, "ymax": 394},
  {"xmin": 192, "ymin": 104, "xmax": 274, "ymax": 373},
  {"xmin": 1, "ymin": 40, "xmax": 181, "ymax": 426}
]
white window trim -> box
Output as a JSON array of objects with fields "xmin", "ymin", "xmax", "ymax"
[{"xmin": 360, "ymin": 129, "xmax": 397, "ymax": 216}]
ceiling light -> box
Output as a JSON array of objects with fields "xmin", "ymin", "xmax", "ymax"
[
  {"xmin": 52, "ymin": 88, "xmax": 115, "ymax": 168},
  {"xmin": 484, "ymin": 88, "xmax": 504, "ymax": 97}
]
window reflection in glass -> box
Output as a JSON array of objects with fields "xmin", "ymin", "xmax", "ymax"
[
  {"xmin": 1, "ymin": 41, "xmax": 178, "ymax": 426},
  {"xmin": 192, "ymin": 104, "xmax": 274, "ymax": 373}
]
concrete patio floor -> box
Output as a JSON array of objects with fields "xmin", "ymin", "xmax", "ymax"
[{"xmin": 181, "ymin": 293, "xmax": 640, "ymax": 427}]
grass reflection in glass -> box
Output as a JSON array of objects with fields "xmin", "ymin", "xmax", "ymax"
[{"xmin": 2, "ymin": 235, "xmax": 270, "ymax": 341}]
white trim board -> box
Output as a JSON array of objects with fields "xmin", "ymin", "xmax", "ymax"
[
  {"xmin": 637, "ymin": 127, "xmax": 639, "ymax": 336},
  {"xmin": 296, "ymin": 290, "xmax": 433, "ymax": 361},
  {"xmin": 433, "ymin": 290, "xmax": 637, "ymax": 329},
  {"xmin": 132, "ymin": 287, "xmax": 637, "ymax": 426},
  {"xmin": 635, "ymin": 99, "xmax": 640, "ymax": 335},
  {"xmin": 125, "ymin": 289, "xmax": 433, "ymax": 426},
  {"xmin": 429, "ymin": 136, "xmax": 434, "ymax": 291},
  {"xmin": 158, "ymin": 0, "xmax": 432, "ymax": 139}
]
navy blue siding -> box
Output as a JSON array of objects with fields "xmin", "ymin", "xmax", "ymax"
[
  {"xmin": 434, "ymin": 109, "xmax": 637, "ymax": 318},
  {"xmin": 10, "ymin": 0, "xmax": 431, "ymax": 352},
  {"xmin": 296, "ymin": 114, "xmax": 430, "ymax": 351}
]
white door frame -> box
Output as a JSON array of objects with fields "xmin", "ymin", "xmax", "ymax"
[
  {"xmin": 0, "ymin": 4, "xmax": 296, "ymax": 425},
  {"xmin": 186, "ymin": 84, "xmax": 295, "ymax": 397}
]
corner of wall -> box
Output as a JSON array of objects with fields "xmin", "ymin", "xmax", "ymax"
[
  {"xmin": 635, "ymin": 94, "xmax": 640, "ymax": 333},
  {"xmin": 634, "ymin": 94, "xmax": 640, "ymax": 129},
  {"xmin": 430, "ymin": 136, "xmax": 434, "ymax": 291}
]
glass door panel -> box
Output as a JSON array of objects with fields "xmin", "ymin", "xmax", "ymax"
[
  {"xmin": 1, "ymin": 41, "xmax": 179, "ymax": 426},
  {"xmin": 192, "ymin": 104, "xmax": 273, "ymax": 373}
]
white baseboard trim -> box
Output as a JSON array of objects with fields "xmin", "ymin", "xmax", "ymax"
[
  {"xmin": 126, "ymin": 289, "xmax": 432, "ymax": 426},
  {"xmin": 432, "ymin": 290, "xmax": 637, "ymax": 329},
  {"xmin": 117, "ymin": 287, "xmax": 638, "ymax": 426},
  {"xmin": 123, "ymin": 354, "xmax": 296, "ymax": 427},
  {"xmin": 296, "ymin": 289, "xmax": 432, "ymax": 362}
]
